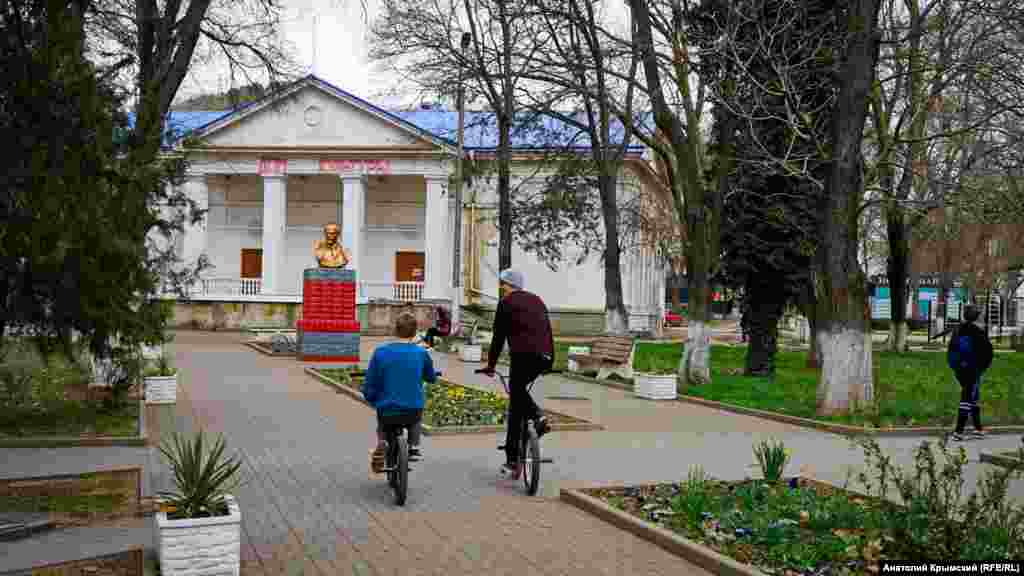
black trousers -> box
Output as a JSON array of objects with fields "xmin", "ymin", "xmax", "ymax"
[
  {"xmin": 424, "ymin": 327, "xmax": 442, "ymax": 347},
  {"xmin": 954, "ymin": 370, "xmax": 982, "ymax": 433},
  {"xmin": 377, "ymin": 410, "xmax": 423, "ymax": 447},
  {"xmin": 506, "ymin": 353, "xmax": 553, "ymax": 464}
]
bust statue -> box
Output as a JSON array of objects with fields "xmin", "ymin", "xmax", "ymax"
[{"xmin": 313, "ymin": 222, "xmax": 351, "ymax": 268}]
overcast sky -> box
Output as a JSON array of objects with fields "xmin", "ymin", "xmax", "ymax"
[
  {"xmin": 173, "ymin": 0, "xmax": 633, "ymax": 110},
  {"xmin": 173, "ymin": 0, "xmax": 417, "ymax": 109}
]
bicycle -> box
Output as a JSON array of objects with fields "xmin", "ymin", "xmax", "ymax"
[
  {"xmin": 475, "ymin": 367, "xmax": 558, "ymax": 496},
  {"xmin": 374, "ymin": 370, "xmax": 440, "ymax": 507}
]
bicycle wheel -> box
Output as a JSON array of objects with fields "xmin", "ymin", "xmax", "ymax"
[
  {"xmin": 393, "ymin": 435, "xmax": 409, "ymax": 506},
  {"xmin": 521, "ymin": 423, "xmax": 541, "ymax": 496},
  {"xmin": 386, "ymin": 441, "xmax": 397, "ymax": 489}
]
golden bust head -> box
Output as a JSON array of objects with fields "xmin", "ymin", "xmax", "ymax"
[{"xmin": 313, "ymin": 222, "xmax": 350, "ymax": 268}]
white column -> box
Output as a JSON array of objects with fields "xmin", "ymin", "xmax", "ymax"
[
  {"xmin": 341, "ymin": 175, "xmax": 366, "ymax": 296},
  {"xmin": 180, "ymin": 175, "xmax": 209, "ymax": 271},
  {"xmin": 261, "ymin": 176, "xmax": 287, "ymax": 294},
  {"xmin": 423, "ymin": 176, "xmax": 449, "ymax": 300}
]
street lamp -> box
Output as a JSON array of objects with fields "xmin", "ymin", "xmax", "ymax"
[{"xmin": 452, "ymin": 32, "xmax": 471, "ymax": 326}]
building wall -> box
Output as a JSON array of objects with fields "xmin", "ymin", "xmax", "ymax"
[
  {"xmin": 168, "ymin": 300, "xmax": 608, "ymax": 336},
  {"xmin": 911, "ymin": 213, "xmax": 1024, "ymax": 292}
]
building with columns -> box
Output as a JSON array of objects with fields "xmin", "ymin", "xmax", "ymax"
[{"xmin": 154, "ymin": 75, "xmax": 668, "ymax": 336}]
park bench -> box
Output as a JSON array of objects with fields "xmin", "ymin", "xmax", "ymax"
[{"xmin": 567, "ymin": 335, "xmax": 635, "ymax": 381}]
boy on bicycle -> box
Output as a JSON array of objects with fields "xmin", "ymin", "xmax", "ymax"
[
  {"xmin": 363, "ymin": 313, "xmax": 438, "ymax": 472},
  {"xmin": 479, "ymin": 269, "xmax": 553, "ymax": 480}
]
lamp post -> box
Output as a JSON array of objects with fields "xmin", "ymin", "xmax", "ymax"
[{"xmin": 452, "ymin": 32, "xmax": 471, "ymax": 327}]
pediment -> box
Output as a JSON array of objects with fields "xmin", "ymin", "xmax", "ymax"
[{"xmin": 194, "ymin": 80, "xmax": 443, "ymax": 150}]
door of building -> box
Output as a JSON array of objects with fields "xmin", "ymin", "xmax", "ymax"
[
  {"xmin": 395, "ymin": 251, "xmax": 425, "ymax": 282},
  {"xmin": 241, "ymin": 249, "xmax": 263, "ymax": 278}
]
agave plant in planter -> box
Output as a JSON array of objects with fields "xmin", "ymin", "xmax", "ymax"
[
  {"xmin": 143, "ymin": 354, "xmax": 177, "ymax": 404},
  {"xmin": 156, "ymin": 430, "xmax": 245, "ymax": 576},
  {"xmin": 633, "ymin": 346, "xmax": 678, "ymax": 400}
]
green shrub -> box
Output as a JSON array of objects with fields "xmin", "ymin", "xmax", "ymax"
[
  {"xmin": 753, "ymin": 438, "xmax": 791, "ymax": 482},
  {"xmin": 852, "ymin": 436, "xmax": 1024, "ymax": 560}
]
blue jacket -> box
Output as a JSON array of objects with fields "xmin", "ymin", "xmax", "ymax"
[{"xmin": 362, "ymin": 342, "xmax": 437, "ymax": 415}]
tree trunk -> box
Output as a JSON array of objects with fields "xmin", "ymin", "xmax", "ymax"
[
  {"xmin": 497, "ymin": 113, "xmax": 512, "ymax": 272},
  {"xmin": 600, "ymin": 170, "xmax": 629, "ymax": 335},
  {"xmin": 886, "ymin": 212, "xmax": 910, "ymax": 352},
  {"xmin": 744, "ymin": 280, "xmax": 785, "ymax": 377},
  {"xmin": 815, "ymin": 0, "xmax": 881, "ymax": 416}
]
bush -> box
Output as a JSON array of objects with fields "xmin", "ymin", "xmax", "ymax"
[{"xmin": 852, "ymin": 436, "xmax": 1024, "ymax": 560}]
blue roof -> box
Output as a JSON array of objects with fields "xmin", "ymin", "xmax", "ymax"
[
  {"xmin": 392, "ymin": 110, "xmax": 648, "ymax": 152},
  {"xmin": 127, "ymin": 110, "xmax": 233, "ymax": 148},
  {"xmin": 137, "ymin": 75, "xmax": 651, "ymax": 152}
]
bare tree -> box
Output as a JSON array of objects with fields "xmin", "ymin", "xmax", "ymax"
[
  {"xmin": 83, "ymin": 0, "xmax": 302, "ymax": 159},
  {"xmin": 865, "ymin": 0, "xmax": 1024, "ymax": 351},
  {"xmin": 627, "ymin": 0, "xmax": 735, "ymax": 385},
  {"xmin": 371, "ymin": 0, "xmax": 546, "ymax": 274},
  {"xmin": 505, "ymin": 0, "xmax": 643, "ymax": 334}
]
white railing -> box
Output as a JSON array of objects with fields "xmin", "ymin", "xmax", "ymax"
[
  {"xmin": 361, "ymin": 281, "xmax": 425, "ymax": 302},
  {"xmin": 197, "ymin": 277, "xmax": 262, "ymax": 296},
  {"xmin": 394, "ymin": 282, "xmax": 424, "ymax": 302}
]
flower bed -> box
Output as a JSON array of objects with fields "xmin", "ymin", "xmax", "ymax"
[
  {"xmin": 585, "ymin": 478, "xmax": 885, "ymax": 575},
  {"xmin": 573, "ymin": 438, "xmax": 1024, "ymax": 575},
  {"xmin": 312, "ymin": 368, "xmax": 599, "ymax": 433}
]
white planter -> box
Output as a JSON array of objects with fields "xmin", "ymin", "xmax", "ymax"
[
  {"xmin": 634, "ymin": 372, "xmax": 678, "ymax": 400},
  {"xmin": 144, "ymin": 374, "xmax": 177, "ymax": 404},
  {"xmin": 566, "ymin": 346, "xmax": 591, "ymax": 373},
  {"xmin": 460, "ymin": 344, "xmax": 482, "ymax": 363},
  {"xmin": 156, "ymin": 494, "xmax": 241, "ymax": 576}
]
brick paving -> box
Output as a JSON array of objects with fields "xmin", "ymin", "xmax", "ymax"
[{"xmin": 4, "ymin": 329, "xmax": 1023, "ymax": 575}]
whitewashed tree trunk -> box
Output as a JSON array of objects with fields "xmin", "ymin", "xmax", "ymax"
[
  {"xmin": 816, "ymin": 328, "xmax": 874, "ymax": 415},
  {"xmin": 679, "ymin": 320, "xmax": 711, "ymax": 385},
  {"xmin": 889, "ymin": 320, "xmax": 909, "ymax": 352},
  {"xmin": 606, "ymin": 306, "xmax": 629, "ymax": 335}
]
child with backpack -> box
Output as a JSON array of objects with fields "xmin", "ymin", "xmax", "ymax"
[{"xmin": 947, "ymin": 304, "xmax": 994, "ymax": 441}]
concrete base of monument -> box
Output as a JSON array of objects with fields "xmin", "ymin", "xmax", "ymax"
[
  {"xmin": 300, "ymin": 355, "xmax": 360, "ymax": 362},
  {"xmin": 296, "ymin": 330, "xmax": 360, "ymax": 358}
]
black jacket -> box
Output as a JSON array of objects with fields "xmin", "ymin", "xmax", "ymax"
[
  {"xmin": 486, "ymin": 289, "xmax": 554, "ymax": 368},
  {"xmin": 946, "ymin": 322, "xmax": 994, "ymax": 374}
]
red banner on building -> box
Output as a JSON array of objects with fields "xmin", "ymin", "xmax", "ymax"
[
  {"xmin": 319, "ymin": 159, "xmax": 392, "ymax": 175},
  {"xmin": 257, "ymin": 158, "xmax": 288, "ymax": 176}
]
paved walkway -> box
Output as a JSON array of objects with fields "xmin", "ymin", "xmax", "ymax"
[{"xmin": 3, "ymin": 330, "xmax": 1023, "ymax": 575}]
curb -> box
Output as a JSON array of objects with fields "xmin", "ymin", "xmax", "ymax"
[
  {"xmin": 559, "ymin": 487, "xmax": 766, "ymax": 576},
  {"xmin": 304, "ymin": 368, "xmax": 603, "ymax": 435},
  {"xmin": 560, "ymin": 369, "xmax": 1024, "ymax": 438},
  {"xmin": 980, "ymin": 451, "xmax": 1024, "ymax": 470},
  {"xmin": 0, "ymin": 436, "xmax": 148, "ymax": 448},
  {"xmin": 675, "ymin": 394, "xmax": 1024, "ymax": 437}
]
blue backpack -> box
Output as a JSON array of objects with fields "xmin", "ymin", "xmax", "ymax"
[{"xmin": 948, "ymin": 332, "xmax": 976, "ymax": 371}]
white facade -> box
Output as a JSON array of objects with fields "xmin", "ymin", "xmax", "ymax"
[{"xmin": 162, "ymin": 76, "xmax": 665, "ymax": 328}]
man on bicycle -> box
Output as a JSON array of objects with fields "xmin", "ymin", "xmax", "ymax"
[{"xmin": 479, "ymin": 269, "xmax": 553, "ymax": 480}]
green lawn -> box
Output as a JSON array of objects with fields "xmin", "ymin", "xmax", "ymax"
[
  {"xmin": 479, "ymin": 339, "xmax": 588, "ymax": 372},
  {"xmin": 634, "ymin": 342, "xmax": 1024, "ymax": 427},
  {"xmin": 1, "ymin": 341, "xmax": 140, "ymax": 438},
  {"xmin": 0, "ymin": 401, "xmax": 139, "ymax": 438}
]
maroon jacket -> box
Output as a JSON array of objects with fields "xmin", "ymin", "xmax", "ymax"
[{"xmin": 487, "ymin": 289, "xmax": 554, "ymax": 367}]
